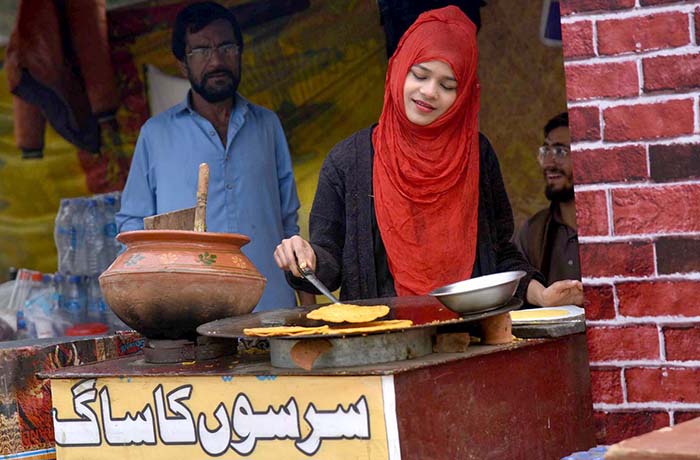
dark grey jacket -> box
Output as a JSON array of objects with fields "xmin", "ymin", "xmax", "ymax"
[{"xmin": 290, "ymin": 126, "xmax": 544, "ymax": 301}]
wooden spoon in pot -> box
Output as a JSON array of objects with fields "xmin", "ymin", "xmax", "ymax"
[{"xmin": 194, "ymin": 163, "xmax": 209, "ymax": 232}]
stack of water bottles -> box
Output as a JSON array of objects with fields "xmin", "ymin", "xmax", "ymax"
[
  {"xmin": 9, "ymin": 268, "xmax": 71, "ymax": 340},
  {"xmin": 54, "ymin": 192, "xmax": 121, "ymax": 276},
  {"xmin": 48, "ymin": 191, "xmax": 128, "ymax": 337}
]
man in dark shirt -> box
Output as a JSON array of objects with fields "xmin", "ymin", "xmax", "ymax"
[{"xmin": 515, "ymin": 112, "xmax": 581, "ymax": 284}]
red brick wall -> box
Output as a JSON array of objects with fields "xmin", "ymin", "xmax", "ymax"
[{"xmin": 561, "ymin": 0, "xmax": 700, "ymax": 445}]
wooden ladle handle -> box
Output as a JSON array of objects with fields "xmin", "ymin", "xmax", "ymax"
[{"xmin": 194, "ymin": 163, "xmax": 209, "ymax": 232}]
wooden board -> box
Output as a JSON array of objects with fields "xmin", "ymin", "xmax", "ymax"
[{"xmin": 143, "ymin": 207, "xmax": 195, "ymax": 230}]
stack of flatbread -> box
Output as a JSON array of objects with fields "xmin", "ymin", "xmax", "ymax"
[{"xmin": 244, "ymin": 303, "xmax": 412, "ymax": 337}]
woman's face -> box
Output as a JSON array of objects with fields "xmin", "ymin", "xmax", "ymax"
[{"xmin": 403, "ymin": 60, "xmax": 458, "ymax": 126}]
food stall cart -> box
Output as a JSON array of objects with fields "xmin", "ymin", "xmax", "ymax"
[{"xmin": 45, "ymin": 296, "xmax": 595, "ymax": 460}]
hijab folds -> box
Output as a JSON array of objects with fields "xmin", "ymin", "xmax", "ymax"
[{"xmin": 372, "ymin": 6, "xmax": 480, "ymax": 295}]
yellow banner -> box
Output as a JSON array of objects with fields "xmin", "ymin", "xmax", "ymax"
[{"xmin": 51, "ymin": 375, "xmax": 397, "ymax": 459}]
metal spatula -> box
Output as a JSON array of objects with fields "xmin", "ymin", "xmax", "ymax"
[{"xmin": 297, "ymin": 261, "xmax": 339, "ymax": 304}]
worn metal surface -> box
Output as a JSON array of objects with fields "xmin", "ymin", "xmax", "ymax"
[
  {"xmin": 143, "ymin": 336, "xmax": 237, "ymax": 363},
  {"xmin": 394, "ymin": 333, "xmax": 596, "ymax": 460},
  {"xmin": 45, "ymin": 335, "xmax": 554, "ymax": 378},
  {"xmin": 513, "ymin": 317, "xmax": 586, "ymax": 338},
  {"xmin": 269, "ymin": 326, "xmax": 434, "ymax": 369},
  {"xmin": 197, "ymin": 295, "xmax": 523, "ymax": 340}
]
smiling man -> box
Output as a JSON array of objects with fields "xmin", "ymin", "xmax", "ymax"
[
  {"xmin": 514, "ymin": 112, "xmax": 581, "ymax": 284},
  {"xmin": 116, "ymin": 1, "xmax": 302, "ymax": 311}
]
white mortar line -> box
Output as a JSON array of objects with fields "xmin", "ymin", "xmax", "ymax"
[
  {"xmin": 569, "ymin": 91, "xmax": 698, "ymax": 108},
  {"xmin": 599, "ymin": 103, "xmax": 606, "ymax": 143},
  {"xmin": 592, "ymin": 19, "xmax": 599, "ymax": 57},
  {"xmin": 588, "ymin": 317, "xmax": 700, "ymax": 326},
  {"xmin": 690, "ymin": 10, "xmax": 697, "ymax": 47},
  {"xmin": 645, "ymin": 144, "xmax": 651, "ymax": 178},
  {"xmin": 590, "ymin": 359, "xmax": 700, "ymax": 367},
  {"xmin": 695, "ymin": 95, "xmax": 700, "ymax": 134},
  {"xmin": 561, "ymin": 4, "xmax": 699, "ymax": 23},
  {"xmin": 583, "ymin": 273, "xmax": 700, "ymax": 283},
  {"xmin": 579, "ymin": 232, "xmax": 700, "ymax": 245},
  {"xmin": 606, "ymin": 188, "xmax": 614, "ymax": 236},
  {"xmin": 573, "ymin": 142, "xmax": 645, "ymax": 152},
  {"xmin": 576, "ymin": 178, "xmax": 700, "ymax": 192},
  {"xmin": 594, "ymin": 402, "xmax": 700, "ymax": 410},
  {"xmin": 612, "ymin": 283, "xmax": 621, "ymax": 318},
  {"xmin": 653, "ymin": 241, "xmax": 659, "ymax": 277},
  {"xmin": 563, "ymin": 43, "xmax": 700, "ymax": 65},
  {"xmin": 637, "ymin": 58, "xmax": 644, "ymax": 96},
  {"xmin": 658, "ymin": 325, "xmax": 667, "ymax": 361},
  {"xmin": 573, "ymin": 134, "xmax": 700, "ymax": 150},
  {"xmin": 580, "ymin": 233, "xmax": 700, "ymax": 243},
  {"xmin": 621, "ymin": 368, "xmax": 628, "ymax": 403},
  {"xmin": 670, "ymin": 410, "xmax": 676, "ymax": 426}
]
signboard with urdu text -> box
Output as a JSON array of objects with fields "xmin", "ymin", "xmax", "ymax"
[{"xmin": 50, "ymin": 375, "xmax": 401, "ymax": 459}]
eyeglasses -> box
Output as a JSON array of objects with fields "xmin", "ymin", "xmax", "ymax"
[
  {"xmin": 537, "ymin": 145, "xmax": 570, "ymax": 164},
  {"xmin": 186, "ymin": 43, "xmax": 239, "ymax": 62}
]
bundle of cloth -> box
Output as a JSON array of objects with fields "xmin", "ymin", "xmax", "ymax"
[{"xmin": 5, "ymin": 0, "xmax": 119, "ymax": 158}]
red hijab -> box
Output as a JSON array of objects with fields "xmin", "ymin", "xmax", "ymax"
[{"xmin": 372, "ymin": 6, "xmax": 480, "ymax": 296}]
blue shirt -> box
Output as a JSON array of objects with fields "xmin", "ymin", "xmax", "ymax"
[{"xmin": 116, "ymin": 93, "xmax": 300, "ymax": 311}]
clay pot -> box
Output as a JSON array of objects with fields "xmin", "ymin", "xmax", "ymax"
[{"xmin": 99, "ymin": 230, "xmax": 266, "ymax": 339}]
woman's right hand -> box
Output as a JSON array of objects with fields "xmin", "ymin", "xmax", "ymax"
[{"xmin": 274, "ymin": 235, "xmax": 317, "ymax": 278}]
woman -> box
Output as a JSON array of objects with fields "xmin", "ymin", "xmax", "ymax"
[{"xmin": 275, "ymin": 6, "xmax": 582, "ymax": 307}]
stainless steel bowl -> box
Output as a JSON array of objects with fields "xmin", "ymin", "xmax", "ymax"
[{"xmin": 428, "ymin": 270, "xmax": 527, "ymax": 314}]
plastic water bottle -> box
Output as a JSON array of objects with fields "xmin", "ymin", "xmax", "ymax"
[
  {"xmin": 83, "ymin": 200, "xmax": 104, "ymax": 276},
  {"xmin": 54, "ymin": 199, "xmax": 74, "ymax": 273},
  {"xmin": 15, "ymin": 310, "xmax": 31, "ymax": 340},
  {"xmin": 71, "ymin": 198, "xmax": 88, "ymax": 275},
  {"xmin": 86, "ymin": 276, "xmax": 106, "ymax": 323},
  {"xmin": 64, "ymin": 275, "xmax": 86, "ymax": 326},
  {"xmin": 102, "ymin": 195, "xmax": 119, "ymax": 270},
  {"xmin": 53, "ymin": 273, "xmax": 65, "ymax": 309},
  {"xmin": 25, "ymin": 274, "xmax": 57, "ymax": 338}
]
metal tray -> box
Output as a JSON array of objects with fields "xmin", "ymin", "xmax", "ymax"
[{"xmin": 197, "ymin": 295, "xmax": 523, "ymax": 340}]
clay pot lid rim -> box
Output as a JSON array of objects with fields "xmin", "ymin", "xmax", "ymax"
[{"xmin": 117, "ymin": 230, "xmax": 251, "ymax": 245}]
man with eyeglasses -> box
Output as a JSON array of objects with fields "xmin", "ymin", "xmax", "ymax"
[
  {"xmin": 117, "ymin": 2, "xmax": 303, "ymax": 311},
  {"xmin": 514, "ymin": 112, "xmax": 581, "ymax": 285}
]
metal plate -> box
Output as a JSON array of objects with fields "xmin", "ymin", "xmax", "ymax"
[
  {"xmin": 197, "ymin": 295, "xmax": 523, "ymax": 340},
  {"xmin": 510, "ymin": 306, "xmax": 585, "ymax": 324},
  {"xmin": 269, "ymin": 327, "xmax": 435, "ymax": 369}
]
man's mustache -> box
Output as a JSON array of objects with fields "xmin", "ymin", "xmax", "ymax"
[
  {"xmin": 203, "ymin": 69, "xmax": 235, "ymax": 81},
  {"xmin": 544, "ymin": 167, "xmax": 566, "ymax": 176}
]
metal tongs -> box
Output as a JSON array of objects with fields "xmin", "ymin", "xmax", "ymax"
[{"xmin": 297, "ymin": 261, "xmax": 339, "ymax": 304}]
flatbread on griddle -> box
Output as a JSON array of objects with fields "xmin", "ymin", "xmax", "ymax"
[
  {"xmin": 327, "ymin": 319, "xmax": 413, "ymax": 335},
  {"xmin": 306, "ymin": 303, "xmax": 390, "ymax": 323},
  {"xmin": 510, "ymin": 309, "xmax": 569, "ymax": 321},
  {"xmin": 243, "ymin": 319, "xmax": 413, "ymax": 338},
  {"xmin": 243, "ymin": 325, "xmax": 330, "ymax": 337}
]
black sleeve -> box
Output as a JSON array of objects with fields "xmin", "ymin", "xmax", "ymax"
[
  {"xmin": 481, "ymin": 136, "xmax": 546, "ymax": 300},
  {"xmin": 287, "ymin": 146, "xmax": 346, "ymax": 294}
]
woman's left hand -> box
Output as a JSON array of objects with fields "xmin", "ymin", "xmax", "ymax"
[{"xmin": 539, "ymin": 280, "xmax": 584, "ymax": 307}]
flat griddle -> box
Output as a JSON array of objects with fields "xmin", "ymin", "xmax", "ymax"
[{"xmin": 197, "ymin": 295, "xmax": 523, "ymax": 340}]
